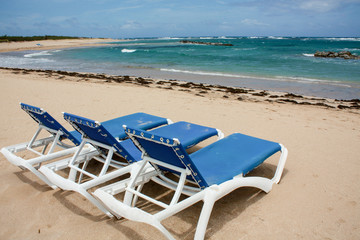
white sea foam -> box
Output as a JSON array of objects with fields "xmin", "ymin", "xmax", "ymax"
[
  {"xmin": 268, "ymin": 36, "xmax": 287, "ymax": 40},
  {"xmin": 160, "ymin": 68, "xmax": 272, "ymax": 81},
  {"xmin": 339, "ymin": 48, "xmax": 360, "ymax": 52},
  {"xmin": 23, "ymin": 49, "xmax": 62, "ymax": 58},
  {"xmin": 160, "ymin": 68, "xmax": 248, "ymax": 78},
  {"xmin": 161, "ymin": 68, "xmax": 288, "ymax": 81},
  {"xmin": 217, "ymin": 36, "xmax": 236, "ymax": 39},
  {"xmin": 301, "ymin": 37, "xmax": 360, "ymax": 42},
  {"xmin": 303, "ymin": 53, "xmax": 314, "ymax": 57},
  {"xmin": 274, "ymin": 75, "xmax": 352, "ymax": 87},
  {"xmin": 0, "ymin": 55, "xmax": 54, "ymax": 67},
  {"xmin": 158, "ymin": 37, "xmax": 182, "ymax": 40},
  {"xmin": 323, "ymin": 37, "xmax": 360, "ymax": 41},
  {"xmin": 24, "ymin": 51, "xmax": 52, "ymax": 58},
  {"xmin": 160, "ymin": 68, "xmax": 354, "ymax": 89},
  {"xmin": 233, "ymin": 47, "xmax": 257, "ymax": 51},
  {"xmin": 121, "ymin": 49, "xmax": 136, "ymax": 53}
]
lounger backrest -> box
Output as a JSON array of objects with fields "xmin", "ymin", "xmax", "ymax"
[
  {"xmin": 63, "ymin": 112, "xmax": 137, "ymax": 162},
  {"xmin": 125, "ymin": 126, "xmax": 208, "ymax": 189},
  {"xmin": 20, "ymin": 103, "xmax": 81, "ymax": 145}
]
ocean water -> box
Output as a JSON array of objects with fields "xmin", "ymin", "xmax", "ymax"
[{"xmin": 1, "ymin": 37, "xmax": 360, "ymax": 100}]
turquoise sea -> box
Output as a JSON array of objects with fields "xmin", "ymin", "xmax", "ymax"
[{"xmin": 1, "ymin": 37, "xmax": 360, "ymax": 100}]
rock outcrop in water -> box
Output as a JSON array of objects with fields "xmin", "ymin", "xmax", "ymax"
[
  {"xmin": 314, "ymin": 51, "xmax": 360, "ymax": 59},
  {"xmin": 180, "ymin": 40, "xmax": 233, "ymax": 46}
]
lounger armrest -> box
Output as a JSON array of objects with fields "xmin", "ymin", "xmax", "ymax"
[{"xmin": 216, "ymin": 129, "xmax": 224, "ymax": 139}]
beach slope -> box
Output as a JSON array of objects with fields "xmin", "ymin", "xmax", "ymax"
[{"xmin": 0, "ymin": 68, "xmax": 359, "ymax": 239}]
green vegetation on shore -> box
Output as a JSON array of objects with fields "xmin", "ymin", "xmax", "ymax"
[{"xmin": 0, "ymin": 35, "xmax": 84, "ymax": 42}]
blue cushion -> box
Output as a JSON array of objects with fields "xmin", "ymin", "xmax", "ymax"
[
  {"xmin": 102, "ymin": 113, "xmax": 169, "ymax": 139},
  {"xmin": 63, "ymin": 112, "xmax": 168, "ymax": 162},
  {"xmin": 149, "ymin": 121, "xmax": 218, "ymax": 148},
  {"xmin": 190, "ymin": 133, "xmax": 281, "ymax": 186}
]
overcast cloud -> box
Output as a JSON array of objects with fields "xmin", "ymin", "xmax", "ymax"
[{"xmin": 0, "ymin": 0, "xmax": 359, "ymax": 38}]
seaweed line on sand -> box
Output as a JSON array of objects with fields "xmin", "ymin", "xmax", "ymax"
[{"xmin": 2, "ymin": 67, "xmax": 359, "ymax": 112}]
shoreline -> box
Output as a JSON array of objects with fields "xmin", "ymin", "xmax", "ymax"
[
  {"xmin": 0, "ymin": 38, "xmax": 118, "ymax": 53},
  {"xmin": 1, "ymin": 67, "xmax": 359, "ymax": 111},
  {"xmin": 1, "ymin": 38, "xmax": 359, "ymax": 101}
]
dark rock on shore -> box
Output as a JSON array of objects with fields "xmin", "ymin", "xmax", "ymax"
[
  {"xmin": 180, "ymin": 40, "xmax": 233, "ymax": 46},
  {"xmin": 314, "ymin": 51, "xmax": 360, "ymax": 59},
  {"xmin": 283, "ymin": 93, "xmax": 304, "ymax": 99},
  {"xmin": 252, "ymin": 91, "xmax": 269, "ymax": 97}
]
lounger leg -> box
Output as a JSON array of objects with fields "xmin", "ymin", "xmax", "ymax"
[
  {"xmin": 19, "ymin": 160, "xmax": 58, "ymax": 189},
  {"xmin": 27, "ymin": 126, "xmax": 42, "ymax": 150},
  {"xmin": 68, "ymin": 163, "xmax": 79, "ymax": 182},
  {"xmin": 194, "ymin": 188, "xmax": 218, "ymax": 240},
  {"xmin": 99, "ymin": 148, "xmax": 114, "ymax": 176},
  {"xmin": 131, "ymin": 184, "xmax": 144, "ymax": 207},
  {"xmin": 272, "ymin": 144, "xmax": 288, "ymax": 184},
  {"xmin": 123, "ymin": 161, "xmax": 149, "ymax": 205},
  {"xmin": 78, "ymin": 188, "xmax": 114, "ymax": 218},
  {"xmin": 152, "ymin": 222, "xmax": 176, "ymax": 240},
  {"xmin": 47, "ymin": 130, "xmax": 63, "ymax": 154},
  {"xmin": 41, "ymin": 143, "xmax": 49, "ymax": 155},
  {"xmin": 28, "ymin": 165, "xmax": 58, "ymax": 189},
  {"xmin": 77, "ymin": 159, "xmax": 90, "ymax": 184},
  {"xmin": 68, "ymin": 140, "xmax": 87, "ymax": 181}
]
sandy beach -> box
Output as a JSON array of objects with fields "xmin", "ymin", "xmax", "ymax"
[
  {"xmin": 0, "ymin": 38, "xmax": 115, "ymax": 53},
  {"xmin": 0, "ymin": 40, "xmax": 359, "ymax": 240}
]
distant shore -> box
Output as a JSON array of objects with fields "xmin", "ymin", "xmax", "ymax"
[{"xmin": 0, "ymin": 38, "xmax": 118, "ymax": 53}]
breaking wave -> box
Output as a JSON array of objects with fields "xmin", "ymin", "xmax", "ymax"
[{"xmin": 121, "ymin": 49, "xmax": 136, "ymax": 53}]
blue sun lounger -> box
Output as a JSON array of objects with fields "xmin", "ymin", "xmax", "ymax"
[
  {"xmin": 1, "ymin": 103, "xmax": 170, "ymax": 189},
  {"xmin": 40, "ymin": 113, "xmax": 223, "ymax": 217},
  {"xmin": 1, "ymin": 103, "xmax": 84, "ymax": 188},
  {"xmin": 94, "ymin": 126, "xmax": 287, "ymax": 239}
]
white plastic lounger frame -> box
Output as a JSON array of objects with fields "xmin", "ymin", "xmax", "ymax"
[
  {"xmin": 93, "ymin": 127, "xmax": 288, "ymax": 240},
  {"xmin": 40, "ymin": 114, "xmax": 224, "ymax": 218},
  {"xmin": 40, "ymin": 113, "xmax": 174, "ymax": 217},
  {"xmin": 1, "ymin": 103, "xmax": 91, "ymax": 189},
  {"xmin": 1, "ymin": 125, "xmax": 92, "ymax": 189},
  {"xmin": 40, "ymin": 135, "xmax": 148, "ymax": 217}
]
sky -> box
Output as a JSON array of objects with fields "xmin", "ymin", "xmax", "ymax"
[{"xmin": 1, "ymin": 0, "xmax": 360, "ymax": 38}]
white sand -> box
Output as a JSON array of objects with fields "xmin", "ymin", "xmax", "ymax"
[
  {"xmin": 0, "ymin": 38, "xmax": 116, "ymax": 52},
  {"xmin": 0, "ymin": 65, "xmax": 359, "ymax": 239}
]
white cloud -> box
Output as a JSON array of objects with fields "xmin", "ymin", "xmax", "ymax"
[
  {"xmin": 295, "ymin": 0, "xmax": 360, "ymax": 12},
  {"xmin": 229, "ymin": 0, "xmax": 360, "ymax": 13},
  {"xmin": 120, "ymin": 20, "xmax": 142, "ymax": 29},
  {"xmin": 299, "ymin": 0, "xmax": 340, "ymax": 12},
  {"xmin": 240, "ymin": 18, "xmax": 269, "ymax": 26}
]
